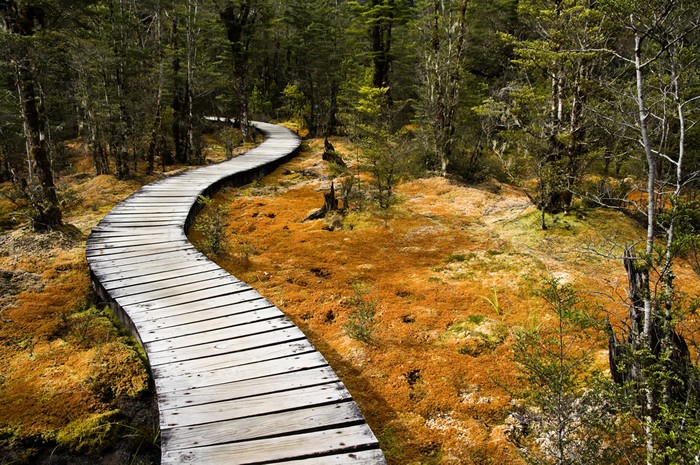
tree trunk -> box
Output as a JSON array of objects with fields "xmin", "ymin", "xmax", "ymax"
[
  {"xmin": 15, "ymin": 61, "xmax": 62, "ymax": 230},
  {"xmin": 2, "ymin": 3, "xmax": 62, "ymax": 230},
  {"xmin": 184, "ymin": 0, "xmax": 199, "ymax": 164},
  {"xmin": 172, "ymin": 17, "xmax": 187, "ymax": 164},
  {"xmin": 326, "ymin": 80, "xmax": 340, "ymax": 136},
  {"xmin": 371, "ymin": 0, "xmax": 391, "ymax": 89},
  {"xmin": 220, "ymin": 1, "xmax": 254, "ymax": 141}
]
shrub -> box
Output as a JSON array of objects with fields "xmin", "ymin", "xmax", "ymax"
[{"xmin": 344, "ymin": 285, "xmax": 378, "ymax": 343}]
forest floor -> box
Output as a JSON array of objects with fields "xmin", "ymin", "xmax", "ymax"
[
  {"xmin": 0, "ymin": 173, "xmax": 160, "ymax": 463},
  {"xmin": 192, "ymin": 137, "xmax": 700, "ymax": 465},
  {"xmin": 2, "ymin": 131, "xmax": 699, "ymax": 465},
  {"xmin": 0, "ymin": 134, "xmax": 254, "ymax": 464}
]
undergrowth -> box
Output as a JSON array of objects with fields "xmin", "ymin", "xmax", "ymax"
[{"xmin": 344, "ymin": 284, "xmax": 378, "ymax": 343}]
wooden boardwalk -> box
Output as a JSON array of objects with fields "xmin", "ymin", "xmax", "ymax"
[{"xmin": 86, "ymin": 121, "xmax": 386, "ymax": 465}]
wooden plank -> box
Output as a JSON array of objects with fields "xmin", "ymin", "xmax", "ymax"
[
  {"xmin": 116, "ymin": 279, "xmax": 247, "ymax": 310},
  {"xmin": 153, "ymin": 348, "xmax": 328, "ymax": 392},
  {"xmin": 101, "ymin": 262, "xmax": 222, "ymax": 291},
  {"xmin": 93, "ymin": 258, "xmax": 211, "ymax": 283},
  {"xmin": 99, "ymin": 211, "xmax": 186, "ymax": 218},
  {"xmin": 109, "ymin": 205, "xmax": 191, "ymax": 211},
  {"xmin": 136, "ymin": 304, "xmax": 280, "ymax": 342},
  {"xmin": 159, "ymin": 382, "xmax": 353, "ymax": 428},
  {"xmin": 96, "ymin": 220, "xmax": 184, "ymax": 228},
  {"xmin": 157, "ymin": 365, "xmax": 338, "ymax": 406},
  {"xmin": 87, "ymin": 230, "xmax": 185, "ymax": 240},
  {"xmin": 89, "ymin": 248, "xmax": 204, "ymax": 269},
  {"xmin": 86, "ymin": 241, "xmax": 191, "ymax": 258},
  {"xmin": 128, "ymin": 291, "xmax": 269, "ymax": 324},
  {"xmin": 87, "ymin": 245, "xmax": 195, "ymax": 263},
  {"xmin": 104, "ymin": 211, "xmax": 189, "ymax": 218},
  {"xmin": 107, "ymin": 268, "xmax": 234, "ymax": 300},
  {"xmin": 97, "ymin": 217, "xmax": 185, "ymax": 223},
  {"xmin": 268, "ymin": 449, "xmax": 387, "ymax": 465},
  {"xmin": 161, "ymin": 402, "xmax": 364, "ymax": 450},
  {"xmin": 150, "ymin": 338, "xmax": 317, "ymax": 379},
  {"xmin": 87, "ymin": 235, "xmax": 185, "ymax": 249},
  {"xmin": 146, "ymin": 325, "xmax": 308, "ymax": 366},
  {"xmin": 144, "ymin": 316, "xmax": 295, "ymax": 352},
  {"xmin": 113, "ymin": 201, "xmax": 193, "ymax": 207},
  {"xmin": 121, "ymin": 281, "xmax": 250, "ymax": 313},
  {"xmin": 160, "ymin": 424, "xmax": 379, "ymax": 465}
]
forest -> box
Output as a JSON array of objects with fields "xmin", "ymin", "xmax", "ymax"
[{"xmin": 2, "ymin": 0, "xmax": 700, "ymax": 464}]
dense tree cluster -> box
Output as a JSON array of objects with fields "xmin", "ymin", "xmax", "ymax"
[
  {"xmin": 0, "ymin": 0, "xmax": 697, "ymax": 223},
  {"xmin": 2, "ymin": 0, "xmax": 700, "ymax": 462}
]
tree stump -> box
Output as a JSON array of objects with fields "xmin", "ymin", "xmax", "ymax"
[
  {"xmin": 304, "ymin": 182, "xmax": 339, "ymax": 221},
  {"xmin": 322, "ymin": 138, "xmax": 347, "ymax": 168}
]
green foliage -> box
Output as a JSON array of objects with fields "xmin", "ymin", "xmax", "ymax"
[
  {"xmin": 282, "ymin": 84, "xmax": 310, "ymax": 129},
  {"xmin": 346, "ymin": 84, "xmax": 409, "ymax": 209},
  {"xmin": 219, "ymin": 126, "xmax": 243, "ymax": 160},
  {"xmin": 478, "ymin": 0, "xmax": 609, "ymax": 220},
  {"xmin": 63, "ymin": 306, "xmax": 118, "ymax": 349},
  {"xmin": 449, "ymin": 316, "xmax": 507, "ymax": 356},
  {"xmin": 56, "ymin": 410, "xmax": 119, "ymax": 454},
  {"xmin": 511, "ymin": 278, "xmax": 620, "ymax": 465},
  {"xmin": 661, "ymin": 199, "xmax": 700, "ymax": 277},
  {"xmin": 446, "ymin": 252, "xmax": 467, "ymax": 263},
  {"xmin": 194, "ymin": 195, "xmax": 230, "ymax": 257},
  {"xmin": 249, "ymin": 85, "xmax": 273, "ymax": 120},
  {"xmin": 344, "ymin": 284, "xmax": 378, "ymax": 342},
  {"xmin": 413, "ymin": 0, "xmax": 484, "ymax": 178},
  {"xmin": 56, "ymin": 185, "xmax": 82, "ymax": 212},
  {"xmin": 282, "ymin": 0, "xmax": 351, "ymax": 136},
  {"xmin": 481, "ymin": 288, "xmax": 504, "ymax": 316},
  {"xmin": 328, "ymin": 161, "xmax": 349, "ymax": 179},
  {"xmin": 607, "ymin": 341, "xmax": 700, "ymax": 464}
]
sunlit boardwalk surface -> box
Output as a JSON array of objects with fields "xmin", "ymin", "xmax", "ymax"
[{"xmin": 86, "ymin": 121, "xmax": 386, "ymax": 465}]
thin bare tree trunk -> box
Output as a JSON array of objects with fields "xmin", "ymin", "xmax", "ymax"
[
  {"xmin": 2, "ymin": 3, "xmax": 62, "ymax": 230},
  {"xmin": 14, "ymin": 60, "xmax": 62, "ymax": 230}
]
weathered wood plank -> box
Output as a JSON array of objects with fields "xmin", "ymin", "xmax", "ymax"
[
  {"xmin": 159, "ymin": 382, "xmax": 353, "ymax": 428},
  {"xmin": 136, "ymin": 305, "xmax": 280, "ymax": 342},
  {"xmin": 87, "ymin": 247, "xmax": 196, "ymax": 265},
  {"xmin": 162, "ymin": 402, "xmax": 364, "ymax": 450},
  {"xmin": 160, "ymin": 424, "xmax": 380, "ymax": 465},
  {"xmin": 148, "ymin": 315, "xmax": 294, "ymax": 352},
  {"xmin": 128, "ymin": 292, "xmax": 269, "ymax": 324},
  {"xmin": 86, "ymin": 241, "xmax": 192, "ymax": 258},
  {"xmin": 154, "ymin": 350, "xmax": 328, "ymax": 394},
  {"xmin": 120, "ymin": 281, "xmax": 250, "ymax": 313},
  {"xmin": 89, "ymin": 249, "xmax": 200, "ymax": 268},
  {"xmin": 86, "ymin": 235, "xmax": 186, "ymax": 249},
  {"xmin": 146, "ymin": 326, "xmax": 308, "ymax": 366},
  {"xmin": 263, "ymin": 450, "xmax": 387, "ymax": 465},
  {"xmin": 94, "ymin": 258, "xmax": 211, "ymax": 283},
  {"xmin": 156, "ymin": 365, "xmax": 338, "ymax": 406},
  {"xmin": 145, "ymin": 315, "xmax": 295, "ymax": 352},
  {"xmin": 101, "ymin": 262, "xmax": 222, "ymax": 291},
  {"xmin": 107, "ymin": 268, "xmax": 232, "ymax": 302}
]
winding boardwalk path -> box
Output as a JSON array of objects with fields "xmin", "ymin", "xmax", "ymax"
[{"xmin": 86, "ymin": 121, "xmax": 386, "ymax": 465}]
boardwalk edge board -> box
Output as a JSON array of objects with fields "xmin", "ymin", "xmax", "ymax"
[{"xmin": 86, "ymin": 120, "xmax": 387, "ymax": 464}]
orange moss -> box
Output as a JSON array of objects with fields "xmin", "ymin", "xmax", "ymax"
[
  {"xmin": 0, "ymin": 162, "xmax": 154, "ymax": 452},
  {"xmin": 191, "ymin": 137, "xmax": 700, "ymax": 465}
]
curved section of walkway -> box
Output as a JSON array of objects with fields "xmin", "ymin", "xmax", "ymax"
[{"xmin": 86, "ymin": 121, "xmax": 386, "ymax": 465}]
